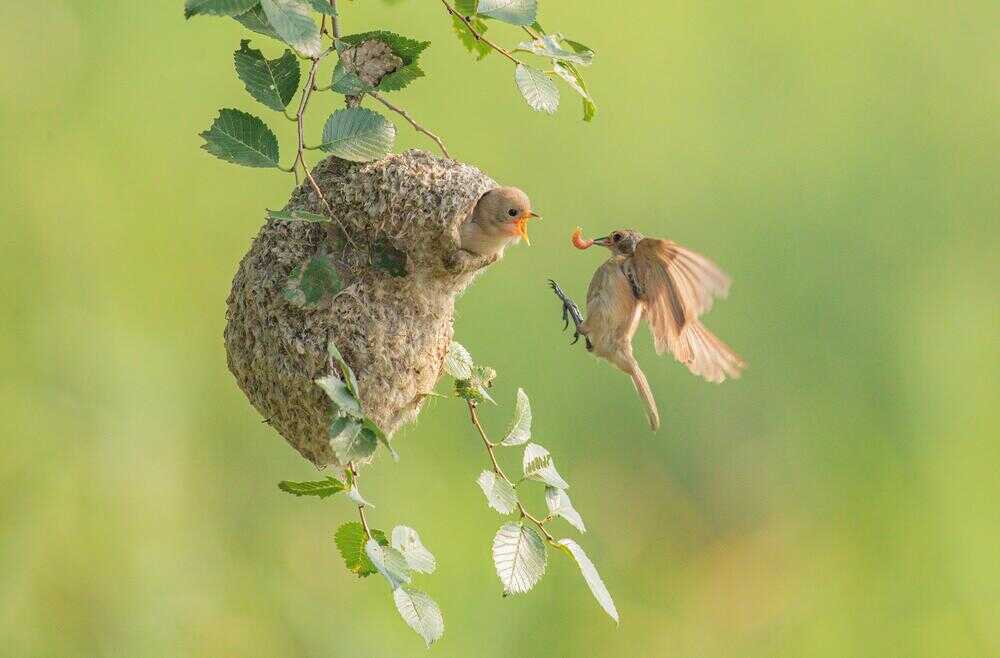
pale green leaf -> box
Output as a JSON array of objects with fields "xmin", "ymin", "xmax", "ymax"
[
  {"xmin": 335, "ymin": 522, "xmax": 387, "ymax": 577},
  {"xmin": 234, "ymin": 40, "xmax": 300, "ymax": 111},
  {"xmin": 320, "ymin": 107, "xmax": 396, "ymax": 162},
  {"xmin": 260, "ymin": 0, "xmax": 322, "ymax": 57},
  {"xmin": 303, "ymin": 0, "xmax": 337, "ymax": 14},
  {"xmin": 514, "ymin": 64, "xmax": 559, "ymax": 114},
  {"xmin": 553, "ymin": 62, "xmax": 596, "ymax": 122},
  {"xmin": 492, "ymin": 522, "xmax": 546, "ymax": 594},
  {"xmin": 234, "ymin": 4, "xmax": 280, "ymax": 40},
  {"xmin": 327, "ymin": 340, "xmax": 359, "ymax": 396},
  {"xmin": 199, "ymin": 108, "xmax": 280, "ymax": 168},
  {"xmin": 501, "ymin": 388, "xmax": 532, "ymax": 446},
  {"xmin": 522, "ymin": 443, "xmax": 569, "ymax": 489},
  {"xmin": 476, "ymin": 470, "xmax": 518, "ymax": 514},
  {"xmin": 544, "ymin": 486, "xmax": 586, "ymax": 533},
  {"xmin": 559, "ymin": 539, "xmax": 619, "ymax": 624},
  {"xmin": 444, "ymin": 341, "xmax": 474, "ymax": 380},
  {"xmin": 517, "ymin": 34, "xmax": 593, "ymax": 65},
  {"xmin": 316, "ymin": 374, "xmax": 361, "ymax": 416},
  {"xmin": 185, "ymin": 0, "xmax": 257, "ymax": 19},
  {"xmin": 330, "ymin": 61, "xmax": 369, "ymax": 95},
  {"xmin": 393, "ymin": 586, "xmax": 445, "ymax": 647},
  {"xmin": 330, "ymin": 422, "xmax": 377, "ymax": 463},
  {"xmin": 277, "ymin": 476, "xmax": 345, "ymax": 497},
  {"xmin": 391, "ymin": 526, "xmax": 436, "ymax": 574},
  {"xmin": 476, "ymin": 0, "xmax": 537, "ymax": 26},
  {"xmin": 451, "ymin": 15, "xmax": 491, "ymax": 60},
  {"xmin": 366, "ymin": 538, "xmax": 411, "ymax": 589}
]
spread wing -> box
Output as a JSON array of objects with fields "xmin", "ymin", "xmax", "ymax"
[{"xmin": 630, "ymin": 239, "xmax": 745, "ymax": 383}]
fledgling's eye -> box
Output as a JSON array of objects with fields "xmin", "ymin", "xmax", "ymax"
[{"xmin": 508, "ymin": 208, "xmax": 519, "ymax": 217}]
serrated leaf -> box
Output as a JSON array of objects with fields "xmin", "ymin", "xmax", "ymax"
[
  {"xmin": 377, "ymin": 63, "xmax": 425, "ymax": 92},
  {"xmin": 199, "ymin": 108, "xmax": 280, "ymax": 168},
  {"xmin": 340, "ymin": 31, "xmax": 429, "ymax": 65},
  {"xmin": 330, "ymin": 61, "xmax": 370, "ymax": 95},
  {"xmin": 185, "ymin": 0, "xmax": 257, "ymax": 19},
  {"xmin": 268, "ymin": 208, "xmax": 330, "ymax": 223},
  {"xmin": 522, "ymin": 443, "xmax": 569, "ymax": 489},
  {"xmin": 234, "ymin": 40, "xmax": 300, "ymax": 111},
  {"xmin": 455, "ymin": 0, "xmax": 478, "ymax": 14},
  {"xmin": 514, "ymin": 64, "xmax": 559, "ymax": 114},
  {"xmin": 451, "ymin": 15, "xmax": 491, "ymax": 60},
  {"xmin": 517, "ymin": 34, "xmax": 593, "ymax": 65},
  {"xmin": 234, "ymin": 4, "xmax": 280, "ymax": 40},
  {"xmin": 492, "ymin": 522, "xmax": 546, "ymax": 594},
  {"xmin": 545, "ymin": 487, "xmax": 586, "ymax": 533},
  {"xmin": 303, "ymin": 0, "xmax": 337, "ymax": 14},
  {"xmin": 320, "ymin": 107, "xmax": 396, "ymax": 162},
  {"xmin": 330, "ymin": 422, "xmax": 377, "ymax": 463},
  {"xmin": 335, "ymin": 522, "xmax": 387, "ymax": 576},
  {"xmin": 260, "ymin": 0, "xmax": 322, "ymax": 57},
  {"xmin": 278, "ymin": 476, "xmax": 345, "ymax": 498},
  {"xmin": 476, "ymin": 0, "xmax": 537, "ymax": 26},
  {"xmin": 393, "ymin": 586, "xmax": 445, "ymax": 647},
  {"xmin": 391, "ymin": 526, "xmax": 436, "ymax": 574},
  {"xmin": 444, "ymin": 341, "xmax": 474, "ymax": 380},
  {"xmin": 366, "ymin": 538, "xmax": 411, "ymax": 589},
  {"xmin": 559, "ymin": 539, "xmax": 618, "ymax": 623},
  {"xmin": 476, "ymin": 471, "xmax": 518, "ymax": 514},
  {"xmin": 501, "ymin": 388, "xmax": 532, "ymax": 446}
]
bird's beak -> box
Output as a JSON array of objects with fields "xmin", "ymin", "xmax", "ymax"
[
  {"xmin": 592, "ymin": 235, "xmax": 613, "ymax": 248},
  {"xmin": 515, "ymin": 211, "xmax": 539, "ymax": 245}
]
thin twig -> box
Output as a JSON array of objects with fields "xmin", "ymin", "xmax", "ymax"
[
  {"xmin": 350, "ymin": 462, "xmax": 373, "ymax": 539},
  {"xmin": 368, "ymin": 91, "xmax": 451, "ymax": 159},
  {"xmin": 466, "ymin": 400, "xmax": 555, "ymax": 542},
  {"xmin": 440, "ymin": 0, "xmax": 523, "ymax": 65}
]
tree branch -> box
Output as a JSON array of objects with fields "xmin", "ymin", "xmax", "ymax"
[
  {"xmin": 368, "ymin": 91, "xmax": 451, "ymax": 159},
  {"xmin": 440, "ymin": 0, "xmax": 523, "ymax": 65}
]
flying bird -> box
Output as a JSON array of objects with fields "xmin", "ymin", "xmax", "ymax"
[{"xmin": 550, "ymin": 228, "xmax": 745, "ymax": 430}]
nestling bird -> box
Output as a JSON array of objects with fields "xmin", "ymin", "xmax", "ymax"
[
  {"xmin": 445, "ymin": 187, "xmax": 539, "ymax": 274},
  {"xmin": 550, "ymin": 228, "xmax": 745, "ymax": 431}
]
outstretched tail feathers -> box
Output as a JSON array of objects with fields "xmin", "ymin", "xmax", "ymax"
[{"xmin": 628, "ymin": 363, "xmax": 661, "ymax": 431}]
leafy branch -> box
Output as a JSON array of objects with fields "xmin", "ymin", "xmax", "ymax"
[{"xmin": 444, "ymin": 342, "xmax": 619, "ymax": 620}]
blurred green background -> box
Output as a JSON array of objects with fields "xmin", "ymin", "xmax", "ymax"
[{"xmin": 2, "ymin": 1, "xmax": 998, "ymax": 656}]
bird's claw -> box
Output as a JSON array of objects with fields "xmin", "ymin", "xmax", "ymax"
[{"xmin": 548, "ymin": 279, "xmax": 588, "ymax": 348}]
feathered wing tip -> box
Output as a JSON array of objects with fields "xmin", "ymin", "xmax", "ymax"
[
  {"xmin": 628, "ymin": 363, "xmax": 660, "ymax": 431},
  {"xmin": 678, "ymin": 321, "xmax": 746, "ymax": 383}
]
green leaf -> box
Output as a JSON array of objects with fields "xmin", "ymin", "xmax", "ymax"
[
  {"xmin": 335, "ymin": 522, "xmax": 387, "ymax": 577},
  {"xmin": 339, "ymin": 31, "xmax": 429, "ymax": 65},
  {"xmin": 199, "ymin": 108, "xmax": 280, "ymax": 168},
  {"xmin": 391, "ymin": 526, "xmax": 436, "ymax": 574},
  {"xmin": 492, "ymin": 522, "xmax": 547, "ymax": 594},
  {"xmin": 558, "ymin": 539, "xmax": 619, "ymax": 624},
  {"xmin": 316, "ymin": 376, "xmax": 362, "ymax": 417},
  {"xmin": 501, "ymin": 388, "xmax": 531, "ymax": 446},
  {"xmin": 361, "ymin": 417, "xmax": 398, "ymax": 461},
  {"xmin": 377, "ymin": 64, "xmax": 425, "ymax": 92},
  {"xmin": 544, "ymin": 486, "xmax": 586, "ymax": 533},
  {"xmin": 553, "ymin": 62, "xmax": 596, "ymax": 122},
  {"xmin": 328, "ymin": 414, "xmax": 362, "ymax": 444},
  {"xmin": 476, "ymin": 0, "xmax": 537, "ymax": 26},
  {"xmin": 564, "ymin": 39, "xmax": 595, "ymax": 56},
  {"xmin": 330, "ymin": 61, "xmax": 369, "ymax": 95},
  {"xmin": 365, "ymin": 538, "xmax": 411, "ymax": 589},
  {"xmin": 522, "ymin": 442, "xmax": 569, "ymax": 489},
  {"xmin": 371, "ymin": 239, "xmax": 407, "ymax": 276},
  {"xmin": 451, "ymin": 15, "xmax": 491, "ymax": 60},
  {"xmin": 267, "ymin": 208, "xmax": 330, "ymax": 223},
  {"xmin": 476, "ymin": 470, "xmax": 518, "ymax": 514},
  {"xmin": 327, "ymin": 340, "xmax": 359, "ymax": 397},
  {"xmin": 284, "ymin": 252, "xmax": 342, "ymax": 306},
  {"xmin": 320, "ymin": 107, "xmax": 396, "ymax": 162},
  {"xmin": 516, "ymin": 34, "xmax": 593, "ymax": 65},
  {"xmin": 393, "ymin": 587, "xmax": 445, "ymax": 647},
  {"xmin": 330, "ymin": 422, "xmax": 377, "ymax": 463},
  {"xmin": 259, "ymin": 0, "xmax": 322, "ymax": 57},
  {"xmin": 514, "ymin": 64, "xmax": 559, "ymax": 114},
  {"xmin": 234, "ymin": 40, "xmax": 301, "ymax": 111},
  {"xmin": 277, "ymin": 476, "xmax": 345, "ymax": 498},
  {"xmin": 234, "ymin": 4, "xmax": 280, "ymax": 40},
  {"xmin": 185, "ymin": 0, "xmax": 257, "ymax": 19},
  {"xmin": 303, "ymin": 0, "xmax": 337, "ymax": 14},
  {"xmin": 454, "ymin": 0, "xmax": 478, "ymax": 14},
  {"xmin": 443, "ymin": 341, "xmax": 474, "ymax": 380}
]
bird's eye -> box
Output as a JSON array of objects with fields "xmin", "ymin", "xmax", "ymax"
[
  {"xmin": 613, "ymin": 233, "xmax": 622, "ymax": 242},
  {"xmin": 507, "ymin": 208, "xmax": 519, "ymax": 217}
]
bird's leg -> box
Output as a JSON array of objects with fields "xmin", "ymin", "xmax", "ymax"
[{"xmin": 547, "ymin": 279, "xmax": 592, "ymax": 350}]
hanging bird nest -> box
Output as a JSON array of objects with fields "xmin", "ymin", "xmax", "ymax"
[{"xmin": 224, "ymin": 149, "xmax": 498, "ymax": 467}]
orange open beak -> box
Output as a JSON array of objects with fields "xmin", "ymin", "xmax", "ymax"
[{"xmin": 515, "ymin": 211, "xmax": 540, "ymax": 246}]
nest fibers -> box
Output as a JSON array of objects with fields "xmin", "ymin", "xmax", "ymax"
[{"xmin": 225, "ymin": 150, "xmax": 498, "ymax": 466}]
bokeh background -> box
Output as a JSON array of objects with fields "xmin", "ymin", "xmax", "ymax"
[{"xmin": 2, "ymin": 1, "xmax": 998, "ymax": 656}]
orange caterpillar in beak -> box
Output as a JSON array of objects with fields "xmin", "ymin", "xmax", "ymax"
[{"xmin": 571, "ymin": 227, "xmax": 594, "ymax": 250}]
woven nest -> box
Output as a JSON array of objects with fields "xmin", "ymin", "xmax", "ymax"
[{"xmin": 224, "ymin": 150, "xmax": 498, "ymax": 467}]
